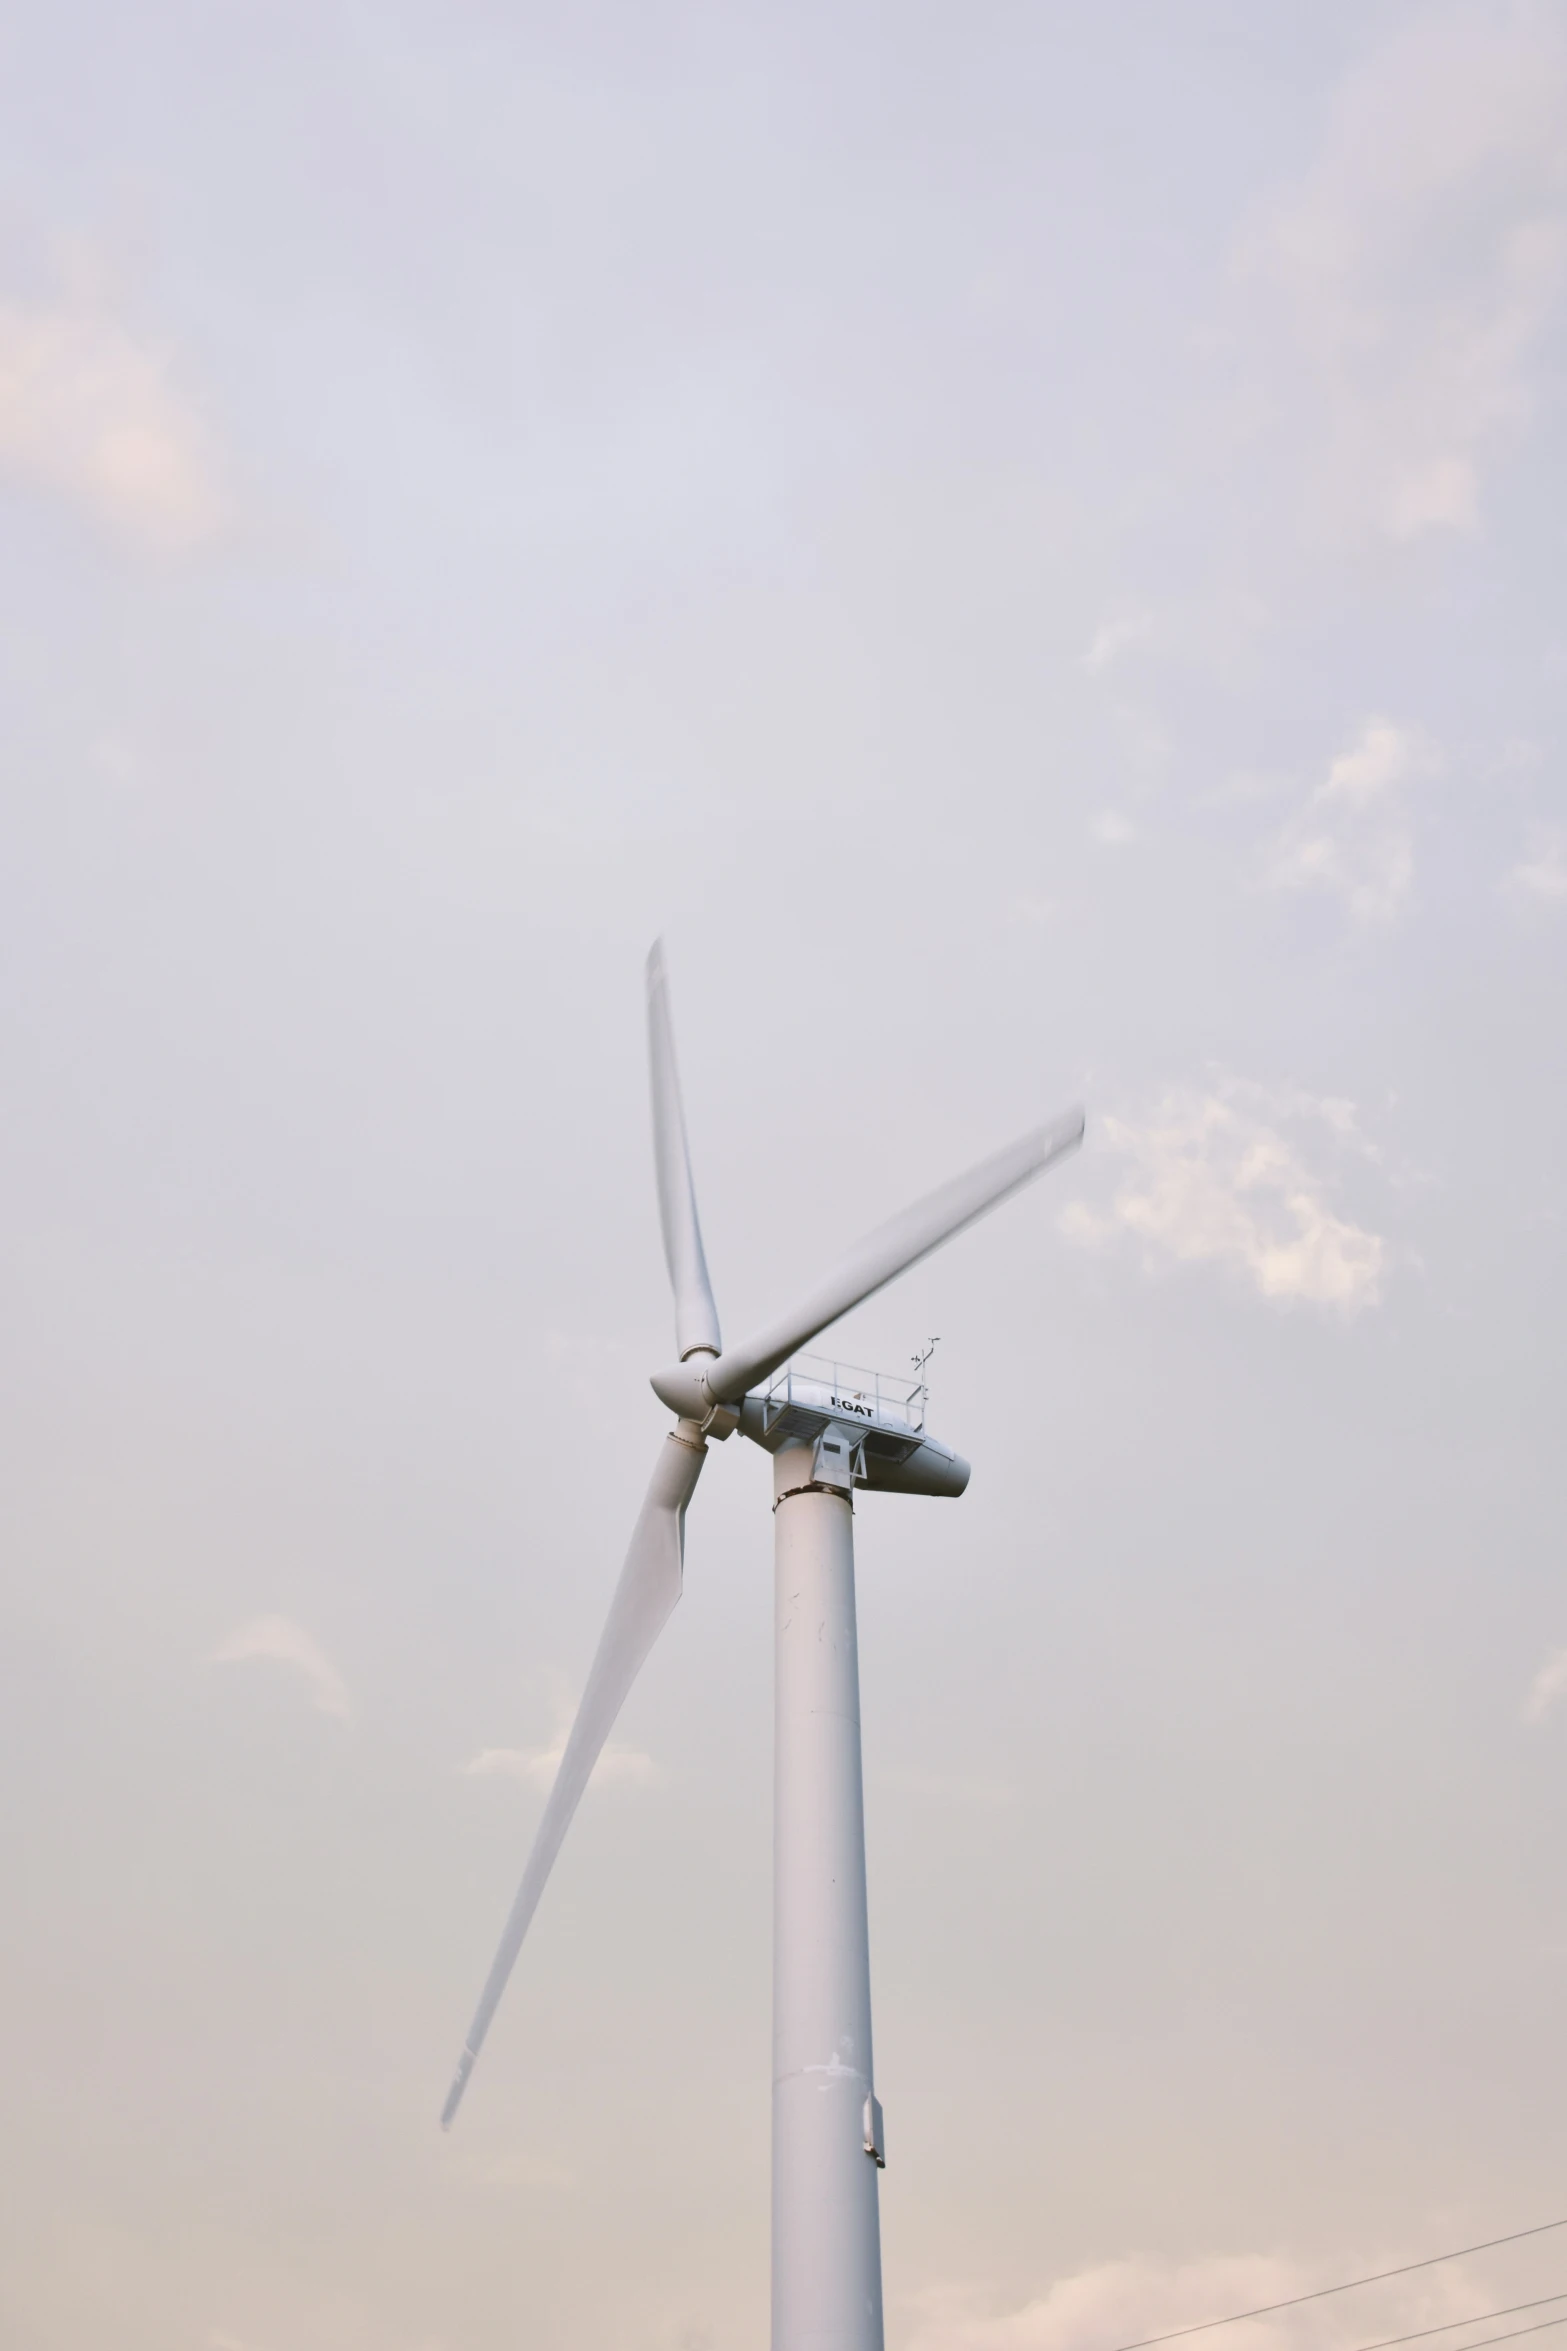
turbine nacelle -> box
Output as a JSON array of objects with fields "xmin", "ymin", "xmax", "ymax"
[
  {"xmin": 736, "ymin": 1353, "xmax": 970, "ymax": 1498},
  {"xmin": 741, "ymin": 1404, "xmax": 969, "ymax": 1499}
]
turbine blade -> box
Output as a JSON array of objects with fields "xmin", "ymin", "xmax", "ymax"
[
  {"xmin": 706, "ymin": 1106, "xmax": 1085, "ymax": 1404},
  {"xmin": 440, "ymin": 1427, "xmax": 707, "ymax": 2128},
  {"xmin": 647, "ymin": 941, "xmax": 723, "ymax": 1361}
]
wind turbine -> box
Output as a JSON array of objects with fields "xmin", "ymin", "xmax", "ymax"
[{"xmin": 442, "ymin": 941, "xmax": 1084, "ymax": 2351}]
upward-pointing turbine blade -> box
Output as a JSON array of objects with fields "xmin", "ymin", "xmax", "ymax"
[
  {"xmin": 440, "ymin": 1427, "xmax": 707, "ymax": 2129},
  {"xmin": 704, "ymin": 1106, "xmax": 1085, "ymax": 1405},
  {"xmin": 647, "ymin": 941, "xmax": 722, "ymax": 1361}
]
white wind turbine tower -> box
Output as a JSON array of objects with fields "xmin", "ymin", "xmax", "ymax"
[{"xmin": 442, "ymin": 941, "xmax": 1084, "ymax": 2351}]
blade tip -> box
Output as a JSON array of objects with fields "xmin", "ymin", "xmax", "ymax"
[
  {"xmin": 1034, "ymin": 1104, "xmax": 1086, "ymax": 1164},
  {"xmin": 440, "ymin": 2045, "xmax": 477, "ymax": 2130}
]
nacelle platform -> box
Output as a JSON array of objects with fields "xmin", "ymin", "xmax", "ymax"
[{"xmin": 738, "ymin": 1354, "xmax": 969, "ymax": 1498}]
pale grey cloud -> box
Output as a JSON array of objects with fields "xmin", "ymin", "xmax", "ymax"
[
  {"xmin": 1524, "ymin": 1647, "xmax": 1567, "ymax": 1723},
  {"xmin": 1080, "ymin": 610, "xmax": 1153, "ymax": 674},
  {"xmin": 903, "ymin": 2251, "xmax": 1481, "ymax": 2351},
  {"xmin": 0, "ymin": 285, "xmax": 227, "ymax": 549},
  {"xmin": 1511, "ymin": 826, "xmax": 1567, "ymax": 902},
  {"xmin": 1269, "ymin": 719, "xmax": 1420, "ymax": 923},
  {"xmin": 1241, "ymin": 2, "xmax": 1567, "ymax": 541},
  {"xmin": 1090, "ymin": 810, "xmax": 1140, "ymax": 848},
  {"xmin": 1061, "ymin": 1083, "xmax": 1385, "ymax": 1313},
  {"xmin": 208, "ymin": 1617, "xmax": 352, "ymax": 1721}
]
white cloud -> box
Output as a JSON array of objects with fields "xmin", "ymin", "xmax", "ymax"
[
  {"xmin": 1081, "ymin": 610, "xmax": 1152, "ymax": 673},
  {"xmin": 1511, "ymin": 826, "xmax": 1567, "ymax": 901},
  {"xmin": 903, "ymin": 2250, "xmax": 1480, "ymax": 2351},
  {"xmin": 905, "ymin": 2255, "xmax": 1297, "ymax": 2351},
  {"xmin": 464, "ymin": 1665, "xmax": 655, "ymax": 1787},
  {"xmin": 1061, "ymin": 1082, "xmax": 1385, "ymax": 1314},
  {"xmin": 1270, "ymin": 719, "xmax": 1420, "ymax": 922},
  {"xmin": 1091, "ymin": 810, "xmax": 1140, "ymax": 848},
  {"xmin": 464, "ymin": 1736, "xmax": 654, "ymax": 1788},
  {"xmin": 1524, "ymin": 1648, "xmax": 1567, "ymax": 1723},
  {"xmin": 208, "ymin": 1616, "xmax": 352, "ymax": 1721},
  {"xmin": 1241, "ymin": 4, "xmax": 1567, "ymax": 542},
  {"xmin": 1010, "ymin": 892, "xmax": 1060, "ymax": 926},
  {"xmin": 0, "ymin": 289, "xmax": 227, "ymax": 549}
]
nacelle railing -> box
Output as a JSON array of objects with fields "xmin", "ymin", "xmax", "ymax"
[{"xmin": 760, "ymin": 1352, "xmax": 927, "ymax": 1438}]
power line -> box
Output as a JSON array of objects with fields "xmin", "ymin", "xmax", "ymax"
[
  {"xmin": 1349, "ymin": 2297, "xmax": 1567, "ymax": 2351},
  {"xmin": 1103, "ymin": 2219, "xmax": 1567, "ymax": 2351},
  {"xmin": 1392, "ymin": 2316, "xmax": 1567, "ymax": 2351}
]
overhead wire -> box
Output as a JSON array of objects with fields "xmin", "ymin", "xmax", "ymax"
[
  {"xmin": 1102, "ymin": 2218, "xmax": 1567, "ymax": 2351},
  {"xmin": 1346, "ymin": 2299, "xmax": 1567, "ymax": 2351},
  {"xmin": 1380, "ymin": 2317, "xmax": 1567, "ymax": 2351}
]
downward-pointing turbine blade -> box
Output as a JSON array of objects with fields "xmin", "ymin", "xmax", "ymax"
[
  {"xmin": 647, "ymin": 941, "xmax": 722, "ymax": 1361},
  {"xmin": 440, "ymin": 1427, "xmax": 707, "ymax": 2129},
  {"xmin": 705, "ymin": 1106, "xmax": 1085, "ymax": 1405}
]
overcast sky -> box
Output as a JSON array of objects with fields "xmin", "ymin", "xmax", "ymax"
[{"xmin": 2, "ymin": 5, "xmax": 1566, "ymax": 2349}]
